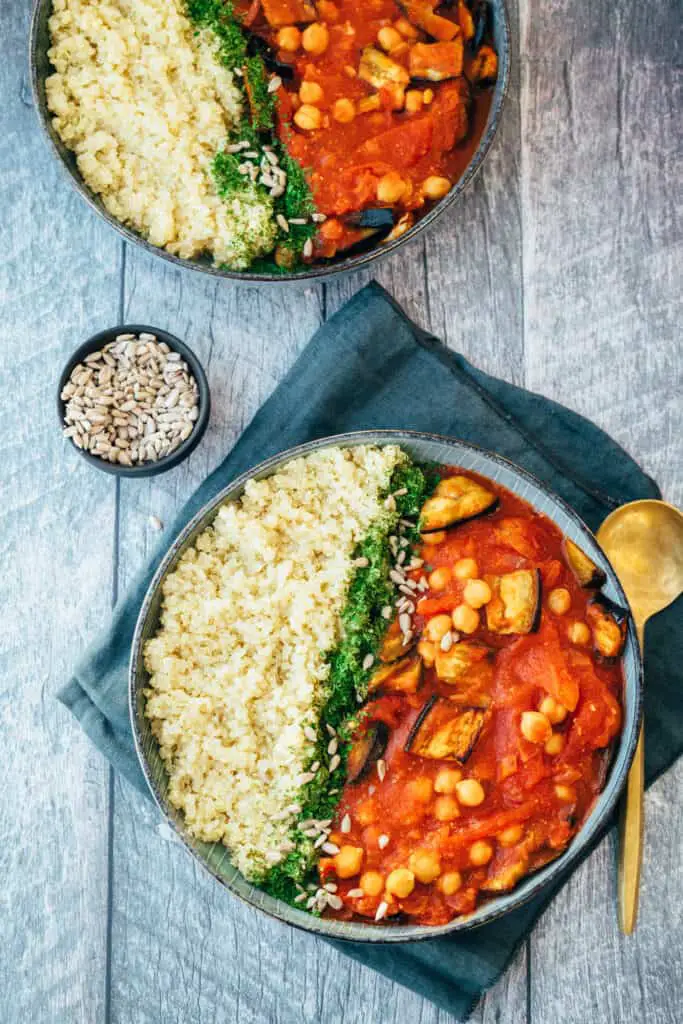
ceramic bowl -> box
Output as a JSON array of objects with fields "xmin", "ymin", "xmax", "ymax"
[
  {"xmin": 130, "ymin": 431, "xmax": 642, "ymax": 941},
  {"xmin": 57, "ymin": 325, "xmax": 210, "ymax": 477},
  {"xmin": 29, "ymin": 0, "xmax": 510, "ymax": 285}
]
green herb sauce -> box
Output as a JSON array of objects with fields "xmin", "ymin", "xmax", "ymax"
[
  {"xmin": 185, "ymin": 0, "xmax": 317, "ymax": 269},
  {"xmin": 262, "ymin": 460, "xmax": 439, "ymax": 909}
]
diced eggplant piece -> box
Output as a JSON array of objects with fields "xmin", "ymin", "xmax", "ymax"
[
  {"xmin": 586, "ymin": 595, "xmax": 627, "ymax": 660},
  {"xmin": 245, "ymin": 31, "xmax": 296, "ymax": 80},
  {"xmin": 485, "ymin": 569, "xmax": 542, "ymax": 635},
  {"xmin": 368, "ymin": 654, "xmax": 423, "ymax": 694},
  {"xmin": 405, "ymin": 696, "xmax": 487, "ymax": 762},
  {"xmin": 379, "ymin": 616, "xmax": 415, "ymax": 662},
  {"xmin": 434, "ymin": 640, "xmax": 494, "ymax": 685},
  {"xmin": 563, "ymin": 538, "xmax": 607, "ymax": 589},
  {"xmin": 359, "ymin": 47, "xmax": 410, "ymax": 91},
  {"xmin": 480, "ymin": 859, "xmax": 527, "ymax": 892},
  {"xmin": 420, "ymin": 475, "xmax": 498, "ymax": 532},
  {"xmin": 383, "ymin": 212, "xmax": 414, "ymax": 243},
  {"xmin": 399, "ymin": 1, "xmax": 461, "ymax": 41},
  {"xmin": 346, "ymin": 721, "xmax": 389, "ymax": 783},
  {"xmin": 409, "ymin": 40, "xmax": 464, "ymax": 81},
  {"xmin": 468, "ymin": 43, "xmax": 497, "ymax": 83},
  {"xmin": 347, "ymin": 208, "xmax": 395, "ymax": 230},
  {"xmin": 260, "ymin": 0, "xmax": 316, "ymax": 28}
]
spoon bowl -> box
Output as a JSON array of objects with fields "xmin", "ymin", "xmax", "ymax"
[
  {"xmin": 597, "ymin": 498, "xmax": 683, "ymax": 935},
  {"xmin": 598, "ymin": 500, "xmax": 683, "ymax": 629}
]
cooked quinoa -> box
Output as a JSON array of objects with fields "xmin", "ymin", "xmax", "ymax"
[
  {"xmin": 143, "ymin": 445, "xmax": 407, "ymax": 879},
  {"xmin": 45, "ymin": 0, "xmax": 277, "ymax": 268}
]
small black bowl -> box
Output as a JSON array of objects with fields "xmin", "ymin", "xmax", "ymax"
[{"xmin": 57, "ymin": 325, "xmax": 211, "ymax": 477}]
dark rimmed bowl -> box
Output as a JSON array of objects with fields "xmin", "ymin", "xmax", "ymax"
[
  {"xmin": 130, "ymin": 431, "xmax": 643, "ymax": 941},
  {"xmin": 58, "ymin": 325, "xmax": 210, "ymax": 477},
  {"xmin": 29, "ymin": 0, "xmax": 510, "ymax": 285}
]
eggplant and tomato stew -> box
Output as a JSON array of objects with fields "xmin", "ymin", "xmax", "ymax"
[
  {"xmin": 238, "ymin": 0, "xmax": 499, "ymax": 265},
  {"xmin": 319, "ymin": 468, "xmax": 626, "ymax": 926}
]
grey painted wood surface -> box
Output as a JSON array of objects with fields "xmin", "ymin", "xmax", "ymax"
[{"xmin": 0, "ymin": 0, "xmax": 680, "ymax": 1019}]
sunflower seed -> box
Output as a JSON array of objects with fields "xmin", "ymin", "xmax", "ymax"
[
  {"xmin": 326, "ymin": 893, "xmax": 344, "ymax": 910},
  {"xmin": 375, "ymin": 901, "xmax": 389, "ymax": 921},
  {"xmin": 376, "ymin": 759, "xmax": 387, "ymax": 782},
  {"xmin": 329, "ymin": 754, "xmax": 341, "ymax": 772},
  {"xmin": 347, "ymin": 888, "xmax": 364, "ymax": 898},
  {"xmin": 362, "ymin": 654, "xmax": 374, "ymax": 671},
  {"xmin": 327, "ymin": 737, "xmax": 338, "ymax": 756},
  {"xmin": 377, "ymin": 834, "xmax": 390, "ymax": 850},
  {"xmin": 341, "ymin": 814, "xmax": 351, "ymax": 833},
  {"xmin": 381, "ymin": 606, "xmax": 393, "ymax": 619},
  {"xmin": 322, "ymin": 842, "xmax": 340, "ymax": 855}
]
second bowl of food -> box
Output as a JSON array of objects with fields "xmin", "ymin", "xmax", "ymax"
[
  {"xmin": 130, "ymin": 432, "xmax": 641, "ymax": 940},
  {"xmin": 30, "ymin": 0, "xmax": 509, "ymax": 281}
]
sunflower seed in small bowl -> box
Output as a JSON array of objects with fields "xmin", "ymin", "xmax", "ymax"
[{"xmin": 57, "ymin": 326, "xmax": 210, "ymax": 477}]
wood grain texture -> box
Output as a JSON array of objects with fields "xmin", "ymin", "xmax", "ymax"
[
  {"xmin": 519, "ymin": 0, "xmax": 682, "ymax": 1020},
  {"xmin": 0, "ymin": 4, "xmax": 121, "ymax": 1023},
  {"xmin": 0, "ymin": 0, "xmax": 680, "ymax": 1016}
]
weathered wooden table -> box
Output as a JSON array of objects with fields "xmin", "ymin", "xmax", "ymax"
[{"xmin": 2, "ymin": 0, "xmax": 680, "ymax": 1020}]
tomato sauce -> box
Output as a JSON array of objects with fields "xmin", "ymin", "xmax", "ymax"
[
  {"xmin": 319, "ymin": 468, "xmax": 624, "ymax": 926},
  {"xmin": 247, "ymin": 0, "xmax": 497, "ymax": 258}
]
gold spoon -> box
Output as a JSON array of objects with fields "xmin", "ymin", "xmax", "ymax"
[{"xmin": 597, "ymin": 499, "xmax": 683, "ymax": 934}]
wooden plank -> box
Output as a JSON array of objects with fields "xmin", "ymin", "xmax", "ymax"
[
  {"xmin": 0, "ymin": 4, "xmax": 121, "ymax": 1022},
  {"xmin": 519, "ymin": 0, "xmax": 682, "ymax": 1019}
]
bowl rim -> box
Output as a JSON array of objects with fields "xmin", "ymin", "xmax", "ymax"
[
  {"xmin": 29, "ymin": 0, "xmax": 511, "ymax": 284},
  {"xmin": 57, "ymin": 324, "xmax": 211, "ymax": 477},
  {"xmin": 129, "ymin": 429, "xmax": 643, "ymax": 942}
]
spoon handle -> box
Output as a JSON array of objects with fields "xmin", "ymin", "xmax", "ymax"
[
  {"xmin": 618, "ymin": 726, "xmax": 644, "ymax": 933},
  {"xmin": 618, "ymin": 621, "xmax": 645, "ymax": 934}
]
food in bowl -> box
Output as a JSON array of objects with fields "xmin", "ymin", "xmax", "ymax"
[
  {"xmin": 143, "ymin": 444, "xmax": 626, "ymax": 925},
  {"xmin": 44, "ymin": 0, "xmax": 498, "ymax": 273}
]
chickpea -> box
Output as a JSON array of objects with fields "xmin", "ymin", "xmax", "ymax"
[
  {"xmin": 568, "ymin": 621, "xmax": 591, "ymax": 646},
  {"xmin": 421, "ymin": 530, "xmax": 446, "ymax": 546},
  {"xmin": 555, "ymin": 784, "xmax": 576, "ymax": 803},
  {"xmin": 434, "ymin": 767, "xmax": 463, "ymax": 794},
  {"xmin": 548, "ymin": 587, "xmax": 571, "ymax": 615},
  {"xmin": 463, "ymin": 578, "xmax": 492, "ymax": 609},
  {"xmin": 376, "ymin": 171, "xmax": 408, "ymax": 204},
  {"xmin": 422, "ymin": 88, "xmax": 435, "ymax": 104},
  {"xmin": 333, "ymin": 98, "xmax": 355, "ymax": 123},
  {"xmin": 377, "ymin": 25, "xmax": 403, "ymax": 51},
  {"xmin": 422, "ymin": 176, "xmax": 451, "ymax": 201},
  {"xmin": 277, "ymin": 26, "xmax": 301, "ymax": 52},
  {"xmin": 409, "ymin": 850, "xmax": 441, "ymax": 884},
  {"xmin": 498, "ymin": 824, "xmax": 524, "ymax": 848},
  {"xmin": 334, "ymin": 845, "xmax": 364, "ymax": 878},
  {"xmin": 434, "ymin": 795, "xmax": 460, "ymax": 821},
  {"xmin": 455, "ymin": 778, "xmax": 485, "ymax": 807},
  {"xmin": 454, "ymin": 557, "xmax": 479, "ymax": 580},
  {"xmin": 539, "ymin": 696, "xmax": 568, "ymax": 724},
  {"xmin": 520, "ymin": 710, "xmax": 552, "ymax": 745},
  {"xmin": 302, "ymin": 22, "xmax": 330, "ymax": 55},
  {"xmin": 385, "ymin": 867, "xmax": 415, "ymax": 898},
  {"xmin": 452, "ymin": 603, "xmax": 479, "ymax": 634},
  {"xmin": 360, "ymin": 870, "xmax": 384, "ymax": 896},
  {"xmin": 545, "ymin": 733, "xmax": 565, "ymax": 756},
  {"xmin": 299, "ymin": 80, "xmax": 323, "ymax": 104},
  {"xmin": 438, "ymin": 870, "xmax": 463, "ymax": 895},
  {"xmin": 406, "ymin": 776, "xmax": 434, "ymax": 804},
  {"xmin": 428, "ymin": 566, "xmax": 452, "ymax": 591},
  {"xmin": 424, "ymin": 613, "xmax": 453, "ymax": 644},
  {"xmin": 470, "ymin": 840, "xmax": 494, "ymax": 866},
  {"xmin": 417, "ymin": 639, "xmax": 436, "ymax": 666},
  {"xmin": 294, "ymin": 104, "xmax": 323, "ymax": 131}
]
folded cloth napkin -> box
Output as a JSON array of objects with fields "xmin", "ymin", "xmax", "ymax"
[{"xmin": 60, "ymin": 282, "xmax": 682, "ymax": 1020}]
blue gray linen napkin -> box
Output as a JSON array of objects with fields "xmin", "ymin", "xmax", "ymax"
[{"xmin": 59, "ymin": 282, "xmax": 682, "ymax": 1020}]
